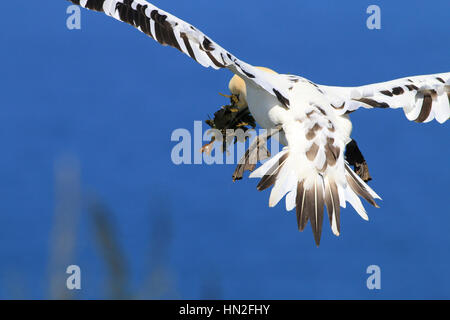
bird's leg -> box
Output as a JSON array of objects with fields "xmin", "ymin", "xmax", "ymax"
[
  {"xmin": 200, "ymin": 136, "xmax": 216, "ymax": 155},
  {"xmin": 345, "ymin": 139, "xmax": 372, "ymax": 182},
  {"xmin": 232, "ymin": 125, "xmax": 282, "ymax": 182}
]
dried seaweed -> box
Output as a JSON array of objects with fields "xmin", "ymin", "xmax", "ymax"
[{"xmin": 202, "ymin": 105, "xmax": 256, "ymax": 154}]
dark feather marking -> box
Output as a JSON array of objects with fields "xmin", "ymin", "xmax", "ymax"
[
  {"xmin": 206, "ymin": 51, "xmax": 225, "ymax": 68},
  {"xmin": 134, "ymin": 4, "xmax": 140, "ymax": 28},
  {"xmin": 85, "ymin": 0, "xmax": 105, "ymax": 12},
  {"xmin": 436, "ymin": 77, "xmax": 445, "ymax": 83},
  {"xmin": 257, "ymin": 174, "xmax": 277, "ymax": 192},
  {"xmin": 136, "ymin": 5, "xmax": 150, "ymax": 36},
  {"xmin": 152, "ymin": 14, "xmax": 164, "ymax": 43},
  {"xmin": 331, "ymin": 102, "xmax": 345, "ymax": 109},
  {"xmin": 241, "ymin": 69, "xmax": 256, "ymax": 79},
  {"xmin": 324, "ymin": 138, "xmax": 339, "ymax": 167},
  {"xmin": 109, "ymin": 2, "xmax": 184, "ymax": 50},
  {"xmin": 328, "ymin": 121, "xmax": 335, "ymax": 132},
  {"xmin": 220, "ymin": 53, "xmax": 227, "ymax": 65},
  {"xmin": 234, "ymin": 62, "xmax": 255, "ymax": 78},
  {"xmin": 392, "ymin": 87, "xmax": 404, "ymax": 95},
  {"xmin": 306, "ymin": 123, "xmax": 321, "ymax": 140},
  {"xmin": 313, "ymin": 123, "xmax": 321, "ymax": 131},
  {"xmin": 316, "ymin": 106, "xmax": 327, "ymax": 116},
  {"xmin": 142, "ymin": 6, "xmax": 153, "ymax": 38},
  {"xmin": 324, "ymin": 183, "xmax": 334, "ymax": 228},
  {"xmin": 273, "ymin": 89, "xmax": 290, "ymax": 108},
  {"xmin": 325, "ymin": 149, "xmax": 336, "ymax": 166},
  {"xmin": 116, "ymin": 2, "xmax": 126, "ymax": 22},
  {"xmin": 256, "ymin": 162, "xmax": 279, "ymax": 191},
  {"xmin": 406, "ymin": 84, "xmax": 418, "ymax": 91},
  {"xmin": 415, "ymin": 93, "xmax": 433, "ymax": 123},
  {"xmin": 180, "ymin": 33, "xmax": 196, "ymax": 61},
  {"xmin": 329, "ymin": 180, "xmax": 340, "ymax": 234},
  {"xmin": 354, "ymin": 98, "xmax": 390, "ymax": 109},
  {"xmin": 306, "ymin": 130, "xmax": 315, "ymax": 140},
  {"xmin": 160, "ymin": 22, "xmax": 181, "ymax": 50},
  {"xmin": 166, "ymin": 22, "xmax": 181, "ymax": 50},
  {"xmin": 202, "ymin": 37, "xmax": 214, "ymax": 51},
  {"xmin": 296, "ymin": 181, "xmax": 307, "ymax": 231},
  {"xmin": 380, "ymin": 90, "xmax": 393, "ymax": 97},
  {"xmin": 306, "ymin": 143, "xmax": 319, "ymax": 161},
  {"xmin": 426, "ymin": 89, "xmax": 438, "ymax": 99},
  {"xmin": 303, "ymin": 189, "xmax": 316, "ymax": 235},
  {"xmin": 345, "ymin": 166, "xmax": 378, "ymax": 208},
  {"xmin": 256, "ymin": 153, "xmax": 289, "ymax": 191},
  {"xmin": 308, "ymin": 81, "xmax": 319, "ymax": 88},
  {"xmin": 310, "ymin": 180, "xmax": 325, "ymax": 246}
]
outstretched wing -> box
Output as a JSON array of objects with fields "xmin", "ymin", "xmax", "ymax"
[
  {"xmin": 320, "ymin": 73, "xmax": 450, "ymax": 124},
  {"xmin": 68, "ymin": 0, "xmax": 291, "ymax": 107}
]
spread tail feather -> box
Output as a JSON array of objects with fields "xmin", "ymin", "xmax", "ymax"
[{"xmin": 250, "ymin": 148, "xmax": 381, "ymax": 246}]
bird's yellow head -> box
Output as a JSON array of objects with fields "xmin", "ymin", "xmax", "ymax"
[{"xmin": 227, "ymin": 66, "xmax": 278, "ymax": 109}]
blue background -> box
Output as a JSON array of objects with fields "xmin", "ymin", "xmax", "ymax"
[{"xmin": 0, "ymin": 0, "xmax": 448, "ymax": 299}]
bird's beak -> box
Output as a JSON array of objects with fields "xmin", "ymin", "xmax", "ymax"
[{"xmin": 219, "ymin": 92, "xmax": 239, "ymax": 106}]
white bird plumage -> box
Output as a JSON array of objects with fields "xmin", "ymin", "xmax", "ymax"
[{"xmin": 69, "ymin": 0, "xmax": 449, "ymax": 245}]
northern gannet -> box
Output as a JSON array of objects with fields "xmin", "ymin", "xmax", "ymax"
[{"xmin": 68, "ymin": 0, "xmax": 449, "ymax": 245}]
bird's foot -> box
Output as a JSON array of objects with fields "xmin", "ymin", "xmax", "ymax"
[
  {"xmin": 232, "ymin": 126, "xmax": 282, "ymax": 182},
  {"xmin": 345, "ymin": 139, "xmax": 373, "ymax": 182},
  {"xmin": 353, "ymin": 160, "xmax": 372, "ymax": 182},
  {"xmin": 200, "ymin": 136, "xmax": 216, "ymax": 155}
]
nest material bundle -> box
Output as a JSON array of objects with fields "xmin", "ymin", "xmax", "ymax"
[{"xmin": 201, "ymin": 105, "xmax": 256, "ymax": 154}]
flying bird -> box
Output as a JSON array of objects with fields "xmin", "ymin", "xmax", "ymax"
[{"xmin": 68, "ymin": 0, "xmax": 450, "ymax": 245}]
